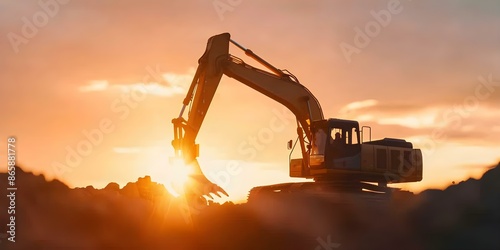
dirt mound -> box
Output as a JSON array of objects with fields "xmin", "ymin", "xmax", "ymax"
[
  {"xmin": 1, "ymin": 163, "xmax": 499, "ymax": 250},
  {"xmin": 409, "ymin": 164, "xmax": 500, "ymax": 249}
]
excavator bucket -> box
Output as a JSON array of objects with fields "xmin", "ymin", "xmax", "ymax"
[{"xmin": 184, "ymin": 159, "xmax": 228, "ymax": 199}]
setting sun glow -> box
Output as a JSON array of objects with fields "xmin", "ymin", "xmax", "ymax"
[
  {"xmin": 163, "ymin": 158, "xmax": 193, "ymax": 197},
  {"xmin": 2, "ymin": 0, "xmax": 498, "ymax": 205}
]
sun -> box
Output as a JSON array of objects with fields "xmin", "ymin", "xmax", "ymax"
[{"xmin": 163, "ymin": 157, "xmax": 193, "ymax": 197}]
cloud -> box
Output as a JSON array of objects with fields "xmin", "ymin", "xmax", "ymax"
[
  {"xmin": 377, "ymin": 113, "xmax": 437, "ymax": 129},
  {"xmin": 162, "ymin": 69, "xmax": 195, "ymax": 88},
  {"xmin": 77, "ymin": 69, "xmax": 194, "ymax": 97},
  {"xmin": 342, "ymin": 103, "xmax": 440, "ymax": 129},
  {"xmin": 338, "ymin": 98, "xmax": 500, "ymax": 147},
  {"xmin": 115, "ymin": 82, "xmax": 184, "ymax": 97},
  {"xmin": 78, "ymin": 80, "xmax": 109, "ymax": 92},
  {"xmin": 339, "ymin": 99, "xmax": 378, "ymax": 114}
]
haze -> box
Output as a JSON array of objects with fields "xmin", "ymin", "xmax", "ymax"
[{"xmin": 1, "ymin": 0, "xmax": 499, "ymax": 202}]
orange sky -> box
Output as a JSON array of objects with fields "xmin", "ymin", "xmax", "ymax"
[{"xmin": 1, "ymin": 0, "xmax": 499, "ymax": 202}]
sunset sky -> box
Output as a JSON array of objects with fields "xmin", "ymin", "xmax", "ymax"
[{"xmin": 1, "ymin": 0, "xmax": 499, "ymax": 202}]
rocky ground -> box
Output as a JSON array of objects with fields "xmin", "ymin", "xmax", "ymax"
[{"xmin": 0, "ymin": 163, "xmax": 499, "ymax": 250}]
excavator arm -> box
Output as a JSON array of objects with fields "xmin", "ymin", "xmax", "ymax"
[{"xmin": 172, "ymin": 33, "xmax": 324, "ymax": 198}]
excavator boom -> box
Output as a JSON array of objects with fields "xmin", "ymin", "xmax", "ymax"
[{"xmin": 172, "ymin": 33, "xmax": 324, "ymax": 198}]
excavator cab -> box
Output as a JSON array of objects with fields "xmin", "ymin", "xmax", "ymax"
[
  {"xmin": 326, "ymin": 119, "xmax": 361, "ymax": 164},
  {"xmin": 292, "ymin": 117, "xmax": 423, "ymax": 185},
  {"xmin": 307, "ymin": 119, "xmax": 362, "ymax": 171},
  {"xmin": 292, "ymin": 119, "xmax": 359, "ymax": 177}
]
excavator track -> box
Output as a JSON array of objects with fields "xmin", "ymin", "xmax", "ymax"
[{"xmin": 247, "ymin": 181, "xmax": 398, "ymax": 206}]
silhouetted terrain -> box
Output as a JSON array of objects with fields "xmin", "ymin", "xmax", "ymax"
[{"xmin": 1, "ymin": 163, "xmax": 499, "ymax": 250}]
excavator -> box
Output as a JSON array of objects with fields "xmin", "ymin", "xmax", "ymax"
[{"xmin": 171, "ymin": 33, "xmax": 423, "ymax": 204}]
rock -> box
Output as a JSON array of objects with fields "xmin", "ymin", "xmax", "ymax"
[{"xmin": 104, "ymin": 182, "xmax": 120, "ymax": 191}]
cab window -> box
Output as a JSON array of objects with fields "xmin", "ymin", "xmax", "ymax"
[
  {"xmin": 312, "ymin": 128, "xmax": 327, "ymax": 155},
  {"xmin": 330, "ymin": 128, "xmax": 344, "ymax": 144},
  {"xmin": 330, "ymin": 127, "xmax": 359, "ymax": 145},
  {"xmin": 350, "ymin": 127, "xmax": 359, "ymax": 144}
]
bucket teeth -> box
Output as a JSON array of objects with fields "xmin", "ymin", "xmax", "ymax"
[
  {"xmin": 208, "ymin": 184, "xmax": 228, "ymax": 198},
  {"xmin": 219, "ymin": 189, "xmax": 229, "ymax": 197},
  {"xmin": 184, "ymin": 159, "xmax": 229, "ymax": 199},
  {"xmin": 186, "ymin": 174, "xmax": 228, "ymax": 199}
]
